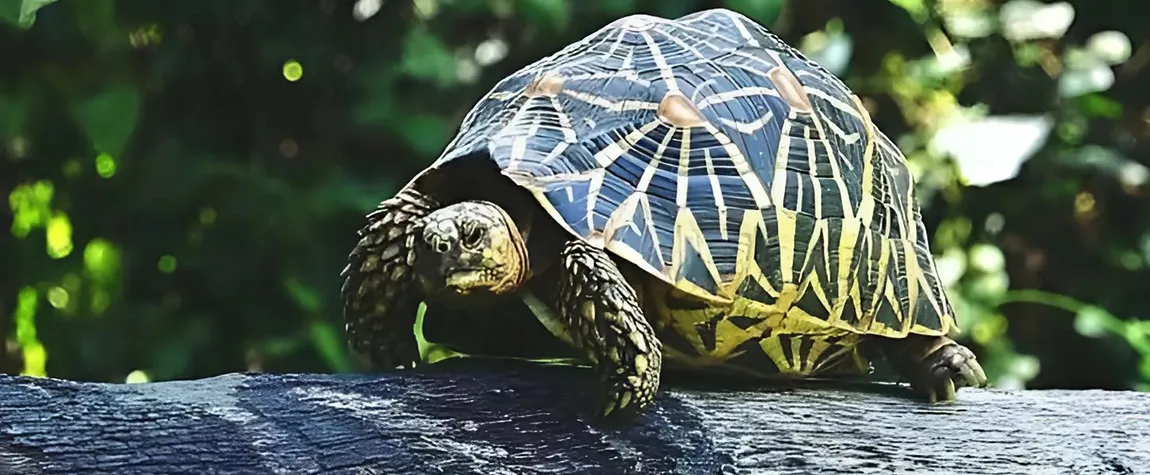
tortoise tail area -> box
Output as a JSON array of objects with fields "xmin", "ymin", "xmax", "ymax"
[{"xmin": 341, "ymin": 187, "xmax": 438, "ymax": 370}]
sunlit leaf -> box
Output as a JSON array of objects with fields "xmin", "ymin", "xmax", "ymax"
[
  {"xmin": 1073, "ymin": 93, "xmax": 1123, "ymax": 118},
  {"xmin": 1075, "ymin": 306, "xmax": 1117, "ymax": 338},
  {"xmin": 284, "ymin": 277, "xmax": 322, "ymax": 313},
  {"xmin": 73, "ymin": 85, "xmax": 142, "ymax": 159},
  {"xmin": 0, "ymin": 0, "xmax": 58, "ymax": 29},
  {"xmin": 310, "ymin": 321, "xmax": 353, "ymax": 372}
]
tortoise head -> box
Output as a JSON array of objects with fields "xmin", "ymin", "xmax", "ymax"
[{"xmin": 414, "ymin": 200, "xmax": 530, "ymax": 297}]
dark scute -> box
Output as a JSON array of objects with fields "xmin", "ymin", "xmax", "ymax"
[
  {"xmin": 727, "ymin": 315, "xmax": 766, "ymax": 330},
  {"xmin": 679, "ymin": 234, "xmax": 721, "ymax": 297},
  {"xmin": 734, "ymin": 272, "xmax": 776, "ymax": 307},
  {"xmin": 727, "ymin": 338, "xmax": 781, "ymax": 375},
  {"xmin": 839, "ymin": 298, "xmax": 861, "ymax": 327},
  {"xmin": 797, "ymin": 336, "xmax": 816, "ymax": 373},
  {"xmin": 694, "ymin": 314, "xmax": 724, "ymax": 353},
  {"xmin": 793, "ymin": 285, "xmax": 830, "ymax": 321},
  {"xmin": 777, "ymin": 334, "xmax": 794, "ymax": 369}
]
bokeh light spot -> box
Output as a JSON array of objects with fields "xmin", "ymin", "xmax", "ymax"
[
  {"xmin": 158, "ymin": 254, "xmax": 178, "ymax": 273},
  {"xmin": 283, "ymin": 60, "xmax": 303, "ymax": 82},
  {"xmin": 46, "ymin": 286, "xmax": 69, "ymax": 309},
  {"xmin": 95, "ymin": 153, "xmax": 117, "ymax": 178}
]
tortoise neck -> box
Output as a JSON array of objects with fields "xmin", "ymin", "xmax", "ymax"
[{"xmin": 490, "ymin": 204, "xmax": 533, "ymax": 294}]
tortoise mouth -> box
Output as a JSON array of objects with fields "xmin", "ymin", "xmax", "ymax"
[{"xmin": 443, "ymin": 266, "xmax": 506, "ymax": 294}]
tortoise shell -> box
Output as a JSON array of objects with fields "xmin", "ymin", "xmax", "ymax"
[{"xmin": 413, "ymin": 9, "xmax": 956, "ymax": 376}]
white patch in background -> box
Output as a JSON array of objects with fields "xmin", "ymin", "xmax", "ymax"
[
  {"xmin": 931, "ymin": 114, "xmax": 1054, "ymax": 187},
  {"xmin": 999, "ymin": 0, "xmax": 1075, "ymax": 43}
]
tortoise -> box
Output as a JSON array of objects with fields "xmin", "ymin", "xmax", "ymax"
[{"xmin": 341, "ymin": 8, "xmax": 988, "ymax": 420}]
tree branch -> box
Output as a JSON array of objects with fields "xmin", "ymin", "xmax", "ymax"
[{"xmin": 1, "ymin": 360, "xmax": 1147, "ymax": 474}]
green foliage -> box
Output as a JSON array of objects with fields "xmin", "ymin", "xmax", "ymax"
[
  {"xmin": 2, "ymin": 0, "xmax": 1148, "ymax": 394},
  {"xmin": 0, "ymin": 0, "xmax": 57, "ymax": 29}
]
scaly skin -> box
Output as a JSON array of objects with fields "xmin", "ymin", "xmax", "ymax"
[
  {"xmin": 341, "ymin": 186, "xmax": 438, "ymax": 370},
  {"xmin": 345, "ymin": 195, "xmax": 665, "ymax": 421},
  {"xmin": 880, "ymin": 335, "xmax": 989, "ymax": 402},
  {"xmin": 557, "ymin": 239, "xmax": 663, "ymax": 421}
]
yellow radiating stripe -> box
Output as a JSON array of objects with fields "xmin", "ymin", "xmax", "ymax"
[
  {"xmin": 670, "ymin": 207, "xmax": 723, "ymax": 291},
  {"xmin": 916, "ymin": 271, "xmax": 945, "ymax": 329},
  {"xmin": 833, "ymin": 219, "xmax": 862, "ymax": 324},
  {"xmin": 509, "ymin": 135, "xmax": 529, "ymax": 169},
  {"xmin": 676, "ymin": 129, "xmax": 691, "ymax": 207},
  {"xmin": 789, "ymin": 336, "xmax": 803, "ymax": 373},
  {"xmin": 585, "ymin": 168, "xmax": 605, "ymax": 234},
  {"xmin": 549, "ymin": 97, "xmax": 578, "ymax": 144},
  {"xmin": 775, "ymin": 207, "xmax": 797, "ymax": 285},
  {"xmin": 760, "ymin": 338, "xmax": 790, "ymax": 374},
  {"xmin": 770, "ymin": 113, "xmax": 794, "ymax": 206},
  {"xmin": 636, "ymin": 125, "xmax": 677, "ymax": 193},
  {"xmin": 701, "ymin": 122, "xmax": 772, "ymax": 209},
  {"xmin": 720, "ymin": 9, "xmax": 760, "ymax": 47},
  {"xmin": 696, "ymin": 87, "xmax": 781, "ymax": 110},
  {"xmin": 805, "ymin": 105, "xmax": 855, "ymax": 220},
  {"xmin": 859, "ymin": 232, "xmax": 888, "ymax": 331},
  {"xmin": 640, "ymin": 189, "xmax": 664, "ymax": 268},
  {"xmin": 805, "ymin": 125, "xmax": 821, "ymax": 219},
  {"xmin": 807, "ymin": 274, "xmax": 832, "ymax": 321},
  {"xmin": 605, "ymin": 27, "xmax": 627, "ymax": 59},
  {"xmin": 799, "ymin": 218, "xmax": 822, "ymax": 281},
  {"xmin": 602, "ymin": 193, "xmax": 668, "ymax": 270},
  {"xmin": 563, "ymin": 91, "xmax": 660, "ymax": 112},
  {"xmin": 805, "ymin": 89, "xmax": 860, "ymax": 119},
  {"xmin": 594, "ymin": 120, "xmax": 663, "ymax": 168},
  {"xmin": 640, "ymin": 31, "xmax": 678, "ymax": 93},
  {"xmin": 703, "ymin": 149, "xmax": 729, "ymax": 240},
  {"xmin": 851, "ymin": 94, "xmax": 877, "ymax": 221},
  {"xmin": 900, "ymin": 238, "xmax": 919, "ymax": 330}
]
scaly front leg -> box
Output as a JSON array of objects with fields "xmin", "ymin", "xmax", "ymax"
[
  {"xmin": 556, "ymin": 239, "xmax": 663, "ymax": 421},
  {"xmin": 341, "ymin": 186, "xmax": 438, "ymax": 370}
]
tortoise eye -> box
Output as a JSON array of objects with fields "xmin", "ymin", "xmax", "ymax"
[{"xmin": 461, "ymin": 223, "xmax": 484, "ymax": 248}]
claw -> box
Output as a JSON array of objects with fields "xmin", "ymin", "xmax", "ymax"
[{"xmin": 886, "ymin": 337, "xmax": 988, "ymax": 403}]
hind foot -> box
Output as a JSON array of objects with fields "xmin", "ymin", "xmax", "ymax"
[{"xmin": 881, "ymin": 335, "xmax": 989, "ymax": 402}]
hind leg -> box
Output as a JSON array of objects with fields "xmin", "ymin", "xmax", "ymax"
[{"xmin": 877, "ymin": 335, "xmax": 988, "ymax": 402}]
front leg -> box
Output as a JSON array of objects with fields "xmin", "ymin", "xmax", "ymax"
[
  {"xmin": 556, "ymin": 239, "xmax": 663, "ymax": 421},
  {"xmin": 341, "ymin": 186, "xmax": 437, "ymax": 370}
]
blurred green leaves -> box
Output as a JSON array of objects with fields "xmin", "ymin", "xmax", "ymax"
[
  {"xmin": 0, "ymin": 0, "xmax": 56, "ymax": 29},
  {"xmin": 73, "ymin": 86, "xmax": 141, "ymax": 159},
  {"xmin": 2, "ymin": 0, "xmax": 1148, "ymax": 395},
  {"xmin": 401, "ymin": 27, "xmax": 457, "ymax": 87},
  {"xmin": 724, "ymin": 0, "xmax": 785, "ymax": 25}
]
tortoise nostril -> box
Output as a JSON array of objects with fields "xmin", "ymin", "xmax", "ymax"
[{"xmin": 434, "ymin": 240, "xmax": 450, "ymax": 254}]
